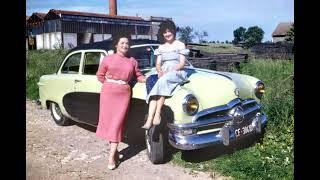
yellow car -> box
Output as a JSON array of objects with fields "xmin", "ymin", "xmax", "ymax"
[{"xmin": 38, "ymin": 39, "xmax": 267, "ymax": 164}]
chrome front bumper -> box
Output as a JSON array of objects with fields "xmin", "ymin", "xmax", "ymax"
[{"xmin": 168, "ymin": 113, "xmax": 267, "ymax": 150}]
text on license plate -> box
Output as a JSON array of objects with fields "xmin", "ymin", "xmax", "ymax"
[{"xmin": 235, "ymin": 124, "xmax": 254, "ymax": 138}]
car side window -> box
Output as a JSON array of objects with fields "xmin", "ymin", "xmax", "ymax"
[
  {"xmin": 83, "ymin": 52, "xmax": 103, "ymax": 75},
  {"xmin": 61, "ymin": 53, "xmax": 81, "ymax": 74}
]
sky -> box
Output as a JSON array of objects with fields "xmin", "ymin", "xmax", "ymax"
[{"xmin": 26, "ymin": 0, "xmax": 294, "ymax": 42}]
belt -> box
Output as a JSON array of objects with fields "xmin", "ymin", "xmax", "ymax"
[{"xmin": 105, "ymin": 78, "xmax": 127, "ymax": 85}]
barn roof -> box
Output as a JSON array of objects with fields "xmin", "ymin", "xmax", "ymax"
[
  {"xmin": 46, "ymin": 9, "xmax": 146, "ymax": 21},
  {"xmin": 27, "ymin": 12, "xmax": 46, "ymax": 24},
  {"xmin": 272, "ymin": 22, "xmax": 293, "ymax": 37}
]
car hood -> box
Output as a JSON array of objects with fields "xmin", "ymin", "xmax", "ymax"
[{"xmin": 181, "ymin": 68, "xmax": 238, "ymax": 110}]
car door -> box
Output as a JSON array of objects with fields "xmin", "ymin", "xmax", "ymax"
[
  {"xmin": 56, "ymin": 51, "xmax": 85, "ymax": 120},
  {"xmin": 70, "ymin": 50, "xmax": 107, "ymax": 125}
]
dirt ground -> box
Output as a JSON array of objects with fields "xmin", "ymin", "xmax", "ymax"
[{"xmin": 26, "ymin": 100, "xmax": 231, "ymax": 180}]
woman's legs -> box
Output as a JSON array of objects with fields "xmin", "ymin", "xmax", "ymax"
[
  {"xmin": 153, "ymin": 96, "xmax": 165, "ymax": 125},
  {"xmin": 142, "ymin": 98, "xmax": 158, "ymax": 129},
  {"xmin": 108, "ymin": 142, "xmax": 119, "ymax": 169},
  {"xmin": 142, "ymin": 95, "xmax": 165, "ymax": 128}
]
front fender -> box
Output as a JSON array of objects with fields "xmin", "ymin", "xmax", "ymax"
[{"xmin": 164, "ymin": 87, "xmax": 198, "ymax": 124}]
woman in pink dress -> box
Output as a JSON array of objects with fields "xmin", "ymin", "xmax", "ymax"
[{"xmin": 96, "ymin": 32, "xmax": 146, "ymax": 170}]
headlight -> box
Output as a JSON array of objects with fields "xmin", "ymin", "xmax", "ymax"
[
  {"xmin": 254, "ymin": 81, "xmax": 265, "ymax": 99},
  {"xmin": 182, "ymin": 94, "xmax": 199, "ymax": 116}
]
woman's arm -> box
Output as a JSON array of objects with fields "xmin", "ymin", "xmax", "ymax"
[
  {"xmin": 156, "ymin": 54, "xmax": 165, "ymax": 77},
  {"xmin": 133, "ymin": 58, "xmax": 146, "ymax": 83},
  {"xmin": 96, "ymin": 58, "xmax": 108, "ymax": 83},
  {"xmin": 175, "ymin": 54, "xmax": 186, "ymax": 71},
  {"xmin": 174, "ymin": 42, "xmax": 187, "ymax": 71}
]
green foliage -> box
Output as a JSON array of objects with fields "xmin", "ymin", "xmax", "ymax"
[
  {"xmin": 243, "ymin": 26, "xmax": 264, "ymax": 48},
  {"xmin": 177, "ymin": 26, "xmax": 195, "ymax": 43},
  {"xmin": 285, "ymin": 24, "xmax": 294, "ymax": 42},
  {"xmin": 172, "ymin": 59, "xmax": 294, "ymax": 180},
  {"xmin": 26, "ymin": 49, "xmax": 68, "ymax": 100},
  {"xmin": 233, "ymin": 26, "xmax": 264, "ymax": 48},
  {"xmin": 233, "ymin": 26, "xmax": 246, "ymax": 44}
]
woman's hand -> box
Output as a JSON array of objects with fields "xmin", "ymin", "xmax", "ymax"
[
  {"xmin": 158, "ymin": 70, "xmax": 165, "ymax": 78},
  {"xmin": 140, "ymin": 76, "xmax": 147, "ymax": 83},
  {"xmin": 105, "ymin": 72, "xmax": 113, "ymax": 79}
]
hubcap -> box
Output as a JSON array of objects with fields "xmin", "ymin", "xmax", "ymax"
[{"xmin": 52, "ymin": 103, "xmax": 62, "ymax": 121}]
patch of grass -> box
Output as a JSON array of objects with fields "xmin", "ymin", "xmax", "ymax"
[
  {"xmin": 26, "ymin": 49, "xmax": 68, "ymax": 100},
  {"xmin": 172, "ymin": 58, "xmax": 294, "ymax": 180}
]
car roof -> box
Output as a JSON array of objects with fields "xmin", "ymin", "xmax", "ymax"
[{"xmin": 69, "ymin": 39, "xmax": 160, "ymax": 53}]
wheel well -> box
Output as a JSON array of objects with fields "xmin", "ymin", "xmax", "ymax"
[{"xmin": 46, "ymin": 101, "xmax": 52, "ymax": 109}]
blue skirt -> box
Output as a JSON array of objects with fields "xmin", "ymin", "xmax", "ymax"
[{"xmin": 146, "ymin": 74, "xmax": 158, "ymax": 95}]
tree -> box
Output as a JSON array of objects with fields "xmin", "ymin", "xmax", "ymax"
[
  {"xmin": 225, "ymin": 40, "xmax": 229, "ymax": 44},
  {"xmin": 177, "ymin": 26, "xmax": 195, "ymax": 44},
  {"xmin": 233, "ymin": 26, "xmax": 246, "ymax": 44},
  {"xmin": 243, "ymin": 26, "xmax": 264, "ymax": 48},
  {"xmin": 195, "ymin": 30, "xmax": 209, "ymax": 43},
  {"xmin": 285, "ymin": 23, "xmax": 294, "ymax": 42}
]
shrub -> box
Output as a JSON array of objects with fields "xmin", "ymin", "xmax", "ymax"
[{"xmin": 26, "ymin": 49, "xmax": 68, "ymax": 100}]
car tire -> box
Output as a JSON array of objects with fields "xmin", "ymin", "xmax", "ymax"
[
  {"xmin": 50, "ymin": 102, "xmax": 71, "ymax": 126},
  {"xmin": 145, "ymin": 125, "xmax": 165, "ymax": 164}
]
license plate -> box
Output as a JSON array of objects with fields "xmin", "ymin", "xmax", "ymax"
[{"xmin": 234, "ymin": 124, "xmax": 254, "ymax": 138}]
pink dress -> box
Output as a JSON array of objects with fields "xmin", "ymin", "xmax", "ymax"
[{"xmin": 96, "ymin": 53, "xmax": 144, "ymax": 142}]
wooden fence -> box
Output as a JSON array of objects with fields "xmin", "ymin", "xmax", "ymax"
[
  {"xmin": 250, "ymin": 42, "xmax": 294, "ymax": 60},
  {"xmin": 188, "ymin": 53, "xmax": 248, "ymax": 71}
]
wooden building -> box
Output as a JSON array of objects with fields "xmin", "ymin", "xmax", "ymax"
[
  {"xmin": 26, "ymin": 0, "xmax": 171, "ymax": 50},
  {"xmin": 272, "ymin": 22, "xmax": 293, "ymax": 43}
]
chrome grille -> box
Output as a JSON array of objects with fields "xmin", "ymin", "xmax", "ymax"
[{"xmin": 193, "ymin": 98, "xmax": 261, "ymax": 131}]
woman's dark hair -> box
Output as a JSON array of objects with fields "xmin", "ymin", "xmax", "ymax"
[
  {"xmin": 111, "ymin": 31, "xmax": 132, "ymax": 52},
  {"xmin": 158, "ymin": 20, "xmax": 176, "ymax": 43}
]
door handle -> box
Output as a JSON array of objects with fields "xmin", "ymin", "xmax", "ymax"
[{"xmin": 75, "ymin": 79, "xmax": 81, "ymax": 83}]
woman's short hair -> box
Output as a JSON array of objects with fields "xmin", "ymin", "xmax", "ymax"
[
  {"xmin": 112, "ymin": 31, "xmax": 132, "ymax": 52},
  {"xmin": 158, "ymin": 20, "xmax": 176, "ymax": 43}
]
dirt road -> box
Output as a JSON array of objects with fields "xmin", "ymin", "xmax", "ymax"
[{"xmin": 26, "ymin": 100, "xmax": 230, "ymax": 180}]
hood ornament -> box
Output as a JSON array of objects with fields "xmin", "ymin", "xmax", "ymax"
[{"xmin": 229, "ymin": 106, "xmax": 244, "ymax": 124}]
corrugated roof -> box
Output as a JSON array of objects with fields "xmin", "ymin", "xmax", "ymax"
[
  {"xmin": 33, "ymin": 12, "xmax": 46, "ymax": 19},
  {"xmin": 272, "ymin": 22, "xmax": 293, "ymax": 37},
  {"xmin": 27, "ymin": 12, "xmax": 47, "ymax": 24},
  {"xmin": 48, "ymin": 9, "xmax": 145, "ymax": 21}
]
